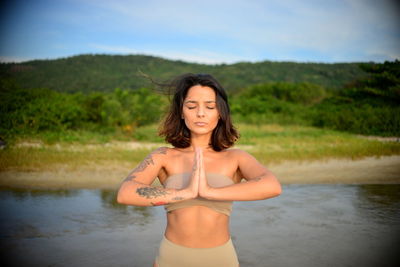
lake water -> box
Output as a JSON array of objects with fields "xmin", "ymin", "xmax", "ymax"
[{"xmin": 1, "ymin": 185, "xmax": 399, "ymax": 267}]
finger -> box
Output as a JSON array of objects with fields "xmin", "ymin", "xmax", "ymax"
[
  {"xmin": 197, "ymin": 151, "xmax": 202, "ymax": 191},
  {"xmin": 199, "ymin": 148, "xmax": 205, "ymax": 177},
  {"xmin": 200, "ymin": 148, "xmax": 203, "ymax": 166},
  {"xmin": 196, "ymin": 148, "xmax": 201, "ymax": 172},
  {"xmin": 192, "ymin": 149, "xmax": 198, "ymax": 172}
]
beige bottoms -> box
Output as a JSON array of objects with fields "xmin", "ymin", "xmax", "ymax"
[{"xmin": 155, "ymin": 236, "xmax": 239, "ymax": 267}]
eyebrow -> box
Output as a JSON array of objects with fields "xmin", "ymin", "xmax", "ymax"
[{"xmin": 184, "ymin": 100, "xmax": 216, "ymax": 104}]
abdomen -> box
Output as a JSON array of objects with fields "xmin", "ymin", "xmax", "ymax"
[{"xmin": 165, "ymin": 206, "xmax": 231, "ymax": 248}]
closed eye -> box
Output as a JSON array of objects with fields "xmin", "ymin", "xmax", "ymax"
[{"xmin": 185, "ymin": 104, "xmax": 215, "ymax": 109}]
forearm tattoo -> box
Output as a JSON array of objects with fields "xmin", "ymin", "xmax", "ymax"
[
  {"xmin": 124, "ymin": 147, "xmax": 167, "ymax": 182},
  {"xmin": 136, "ymin": 187, "xmax": 170, "ymax": 199}
]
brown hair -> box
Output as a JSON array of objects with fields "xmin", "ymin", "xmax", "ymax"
[{"xmin": 158, "ymin": 73, "xmax": 239, "ymax": 151}]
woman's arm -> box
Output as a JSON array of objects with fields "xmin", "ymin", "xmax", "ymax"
[
  {"xmin": 117, "ymin": 147, "xmax": 200, "ymax": 206},
  {"xmin": 198, "ymin": 149, "xmax": 281, "ymax": 201}
]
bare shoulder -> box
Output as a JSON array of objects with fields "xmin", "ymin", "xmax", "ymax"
[
  {"xmin": 145, "ymin": 146, "xmax": 170, "ymax": 163},
  {"xmin": 166, "ymin": 147, "xmax": 187, "ymax": 157},
  {"xmin": 155, "ymin": 146, "xmax": 187, "ymax": 163},
  {"xmin": 226, "ymin": 148, "xmax": 254, "ymax": 159},
  {"xmin": 148, "ymin": 146, "xmax": 170, "ymax": 157},
  {"xmin": 151, "ymin": 146, "xmax": 170, "ymax": 155},
  {"xmin": 226, "ymin": 148, "xmax": 262, "ymax": 167}
]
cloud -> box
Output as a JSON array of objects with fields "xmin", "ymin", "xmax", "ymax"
[
  {"xmin": 86, "ymin": 0, "xmax": 399, "ymax": 61},
  {"xmin": 89, "ymin": 43, "xmax": 252, "ymax": 64},
  {"xmin": 1, "ymin": 0, "xmax": 399, "ymax": 63}
]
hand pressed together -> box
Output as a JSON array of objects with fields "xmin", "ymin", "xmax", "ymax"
[{"xmin": 185, "ymin": 148, "xmax": 214, "ymax": 199}]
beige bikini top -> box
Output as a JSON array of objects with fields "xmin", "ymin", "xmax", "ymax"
[{"xmin": 163, "ymin": 173, "xmax": 234, "ymax": 216}]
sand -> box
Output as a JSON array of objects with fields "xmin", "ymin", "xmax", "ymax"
[
  {"xmin": 0, "ymin": 155, "xmax": 399, "ymax": 190},
  {"xmin": 269, "ymin": 155, "xmax": 400, "ymax": 184}
]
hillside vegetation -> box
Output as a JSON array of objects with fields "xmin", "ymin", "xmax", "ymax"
[
  {"xmin": 0, "ymin": 55, "xmax": 399, "ymax": 144},
  {"xmin": 0, "ymin": 54, "xmax": 366, "ymax": 93}
]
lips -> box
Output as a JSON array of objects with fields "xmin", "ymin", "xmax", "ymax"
[{"xmin": 194, "ymin": 122, "xmax": 207, "ymax": 126}]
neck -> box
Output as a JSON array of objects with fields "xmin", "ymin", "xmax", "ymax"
[{"xmin": 190, "ymin": 133, "xmax": 212, "ymax": 150}]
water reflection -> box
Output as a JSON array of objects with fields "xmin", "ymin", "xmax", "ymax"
[
  {"xmin": 99, "ymin": 189, "xmax": 121, "ymax": 208},
  {"xmin": 0, "ymin": 187, "xmax": 79, "ymax": 200},
  {"xmin": 1, "ymin": 185, "xmax": 400, "ymax": 267},
  {"xmin": 0, "ymin": 188, "xmax": 157, "ymax": 239},
  {"xmin": 98, "ymin": 189, "xmax": 154, "ymax": 226},
  {"xmin": 355, "ymin": 184, "xmax": 400, "ymax": 225},
  {"xmin": 357, "ymin": 184, "xmax": 400, "ymax": 206}
]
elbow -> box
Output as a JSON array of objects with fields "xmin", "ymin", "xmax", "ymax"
[
  {"xmin": 265, "ymin": 185, "xmax": 281, "ymax": 199},
  {"xmin": 117, "ymin": 181, "xmax": 136, "ymax": 205},
  {"xmin": 274, "ymin": 182, "xmax": 282, "ymax": 197},
  {"xmin": 116, "ymin": 191, "xmax": 125, "ymax": 205},
  {"xmin": 116, "ymin": 184, "xmax": 144, "ymax": 206},
  {"xmin": 116, "ymin": 187, "xmax": 129, "ymax": 205},
  {"xmin": 264, "ymin": 176, "xmax": 282, "ymax": 199}
]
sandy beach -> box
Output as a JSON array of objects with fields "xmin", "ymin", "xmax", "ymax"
[
  {"xmin": 270, "ymin": 155, "xmax": 400, "ymax": 184},
  {"xmin": 0, "ymin": 155, "xmax": 399, "ymax": 189}
]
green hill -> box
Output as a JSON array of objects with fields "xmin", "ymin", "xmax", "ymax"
[
  {"xmin": 1, "ymin": 56, "xmax": 399, "ymax": 139},
  {"xmin": 0, "ymin": 54, "xmax": 367, "ymax": 93}
]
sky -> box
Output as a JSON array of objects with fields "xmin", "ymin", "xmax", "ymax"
[{"xmin": 0, "ymin": 0, "xmax": 399, "ymax": 64}]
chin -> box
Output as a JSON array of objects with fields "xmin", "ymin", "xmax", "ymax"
[{"xmin": 189, "ymin": 126, "xmax": 215, "ymax": 135}]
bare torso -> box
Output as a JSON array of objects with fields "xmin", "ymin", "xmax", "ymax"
[{"xmin": 158, "ymin": 147, "xmax": 242, "ymax": 248}]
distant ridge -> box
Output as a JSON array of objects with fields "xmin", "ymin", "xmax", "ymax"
[{"xmin": 0, "ymin": 54, "xmax": 367, "ymax": 93}]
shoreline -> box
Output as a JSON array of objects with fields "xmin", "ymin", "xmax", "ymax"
[
  {"xmin": 0, "ymin": 155, "xmax": 399, "ymax": 190},
  {"xmin": 270, "ymin": 155, "xmax": 400, "ymax": 184}
]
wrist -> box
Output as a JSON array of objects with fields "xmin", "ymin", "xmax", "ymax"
[
  {"xmin": 178, "ymin": 188, "xmax": 197, "ymax": 200},
  {"xmin": 199, "ymin": 186, "xmax": 217, "ymax": 200}
]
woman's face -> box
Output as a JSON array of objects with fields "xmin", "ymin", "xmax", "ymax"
[{"xmin": 182, "ymin": 85, "xmax": 220, "ymax": 137}]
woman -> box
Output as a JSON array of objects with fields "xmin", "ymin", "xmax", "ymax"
[{"xmin": 117, "ymin": 73, "xmax": 282, "ymax": 267}]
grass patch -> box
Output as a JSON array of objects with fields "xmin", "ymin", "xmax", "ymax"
[
  {"xmin": 235, "ymin": 124, "xmax": 400, "ymax": 164},
  {"xmin": 1, "ymin": 123, "xmax": 399, "ymax": 171},
  {"xmin": 0, "ymin": 146, "xmax": 153, "ymax": 172}
]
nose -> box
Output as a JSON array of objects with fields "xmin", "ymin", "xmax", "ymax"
[{"xmin": 197, "ymin": 106, "xmax": 205, "ymax": 117}]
